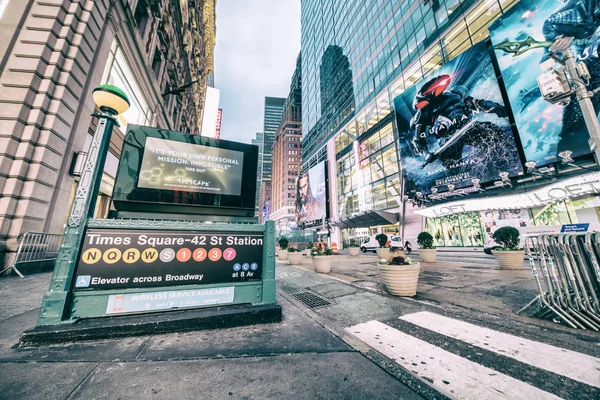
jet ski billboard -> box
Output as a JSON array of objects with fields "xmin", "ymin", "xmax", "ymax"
[
  {"xmin": 393, "ymin": 42, "xmax": 523, "ymax": 197},
  {"xmin": 489, "ymin": 0, "xmax": 597, "ymax": 166}
]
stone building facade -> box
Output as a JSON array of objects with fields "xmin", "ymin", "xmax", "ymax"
[
  {"xmin": 0, "ymin": 0, "xmax": 216, "ymax": 268},
  {"xmin": 270, "ymin": 54, "xmax": 302, "ymax": 232}
]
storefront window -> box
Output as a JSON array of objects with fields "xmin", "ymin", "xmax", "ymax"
[
  {"xmin": 531, "ymin": 200, "xmax": 578, "ymax": 226},
  {"xmin": 427, "ymin": 211, "xmax": 486, "ymax": 247}
]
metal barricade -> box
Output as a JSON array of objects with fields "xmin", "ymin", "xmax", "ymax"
[
  {"xmin": 520, "ymin": 232, "xmax": 600, "ymax": 330},
  {"xmin": 0, "ymin": 232, "xmax": 63, "ymax": 278}
]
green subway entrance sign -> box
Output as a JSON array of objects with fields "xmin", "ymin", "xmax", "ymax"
[
  {"xmin": 74, "ymin": 229, "xmax": 264, "ymax": 290},
  {"xmin": 33, "ymin": 123, "xmax": 279, "ymax": 336}
]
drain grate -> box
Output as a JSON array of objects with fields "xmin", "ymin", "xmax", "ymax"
[{"xmin": 291, "ymin": 291, "xmax": 331, "ymax": 309}]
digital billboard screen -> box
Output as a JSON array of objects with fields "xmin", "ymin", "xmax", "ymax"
[
  {"xmin": 488, "ymin": 0, "xmax": 596, "ymax": 166},
  {"xmin": 112, "ymin": 125, "xmax": 258, "ymax": 217},
  {"xmin": 296, "ymin": 161, "xmax": 327, "ymax": 224},
  {"xmin": 393, "ymin": 42, "xmax": 523, "ymax": 196},
  {"xmin": 138, "ymin": 137, "xmax": 244, "ymax": 196}
]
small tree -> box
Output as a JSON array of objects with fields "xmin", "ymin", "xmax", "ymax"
[
  {"xmin": 492, "ymin": 227, "xmax": 520, "ymax": 250},
  {"xmin": 375, "ymin": 233, "xmax": 388, "ymax": 248},
  {"xmin": 278, "ymin": 237, "xmax": 289, "ymax": 250},
  {"xmin": 417, "ymin": 232, "xmax": 434, "ymax": 249},
  {"xmin": 348, "ymin": 239, "xmax": 358, "ymax": 248}
]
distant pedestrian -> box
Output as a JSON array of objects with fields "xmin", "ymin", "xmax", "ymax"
[{"xmin": 404, "ymin": 241, "xmax": 412, "ymax": 255}]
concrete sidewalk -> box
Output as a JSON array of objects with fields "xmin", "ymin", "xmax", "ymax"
[
  {"xmin": 0, "ymin": 272, "xmax": 423, "ymax": 400},
  {"xmin": 0, "ymin": 254, "xmax": 598, "ymax": 400},
  {"xmin": 323, "ymin": 251, "xmax": 539, "ymax": 320},
  {"xmin": 274, "ymin": 256, "xmax": 600, "ymax": 399}
]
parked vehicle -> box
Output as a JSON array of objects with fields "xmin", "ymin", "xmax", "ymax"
[{"xmin": 360, "ymin": 235, "xmax": 402, "ymax": 253}]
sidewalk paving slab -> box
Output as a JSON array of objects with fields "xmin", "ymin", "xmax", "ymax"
[
  {"xmin": 0, "ymin": 361, "xmax": 98, "ymax": 400},
  {"xmin": 68, "ymin": 353, "xmax": 423, "ymax": 400}
]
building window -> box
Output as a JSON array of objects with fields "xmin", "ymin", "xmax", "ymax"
[
  {"xmin": 102, "ymin": 40, "xmax": 154, "ymax": 132},
  {"xmin": 0, "ymin": 0, "xmax": 9, "ymax": 19},
  {"xmin": 134, "ymin": 0, "xmax": 149, "ymax": 36}
]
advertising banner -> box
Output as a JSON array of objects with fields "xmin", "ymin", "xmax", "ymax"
[
  {"xmin": 296, "ymin": 161, "xmax": 327, "ymax": 224},
  {"xmin": 106, "ymin": 287, "xmax": 235, "ymax": 315},
  {"xmin": 138, "ymin": 137, "xmax": 244, "ymax": 196},
  {"xmin": 393, "ymin": 42, "xmax": 522, "ymax": 196},
  {"xmin": 74, "ymin": 229, "xmax": 263, "ymax": 291},
  {"xmin": 480, "ymin": 209, "xmax": 531, "ymax": 247},
  {"xmin": 112, "ymin": 125, "xmax": 259, "ymax": 217},
  {"xmin": 489, "ymin": 0, "xmax": 598, "ymax": 166}
]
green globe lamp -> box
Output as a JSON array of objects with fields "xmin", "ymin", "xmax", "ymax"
[{"xmin": 92, "ymin": 84, "xmax": 130, "ymax": 116}]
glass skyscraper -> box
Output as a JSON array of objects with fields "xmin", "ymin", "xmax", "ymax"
[
  {"xmin": 262, "ymin": 97, "xmax": 286, "ymax": 183},
  {"xmin": 301, "ymin": 0, "xmax": 519, "ymax": 164},
  {"xmin": 300, "ymin": 0, "xmax": 526, "ymax": 246},
  {"xmin": 251, "ymin": 132, "xmax": 264, "ymax": 216}
]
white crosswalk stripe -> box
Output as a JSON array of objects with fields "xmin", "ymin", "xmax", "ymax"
[
  {"xmin": 346, "ymin": 320, "xmax": 562, "ymax": 400},
  {"xmin": 400, "ymin": 311, "xmax": 600, "ymax": 388}
]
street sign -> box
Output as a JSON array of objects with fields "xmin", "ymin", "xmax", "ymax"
[
  {"xmin": 74, "ymin": 229, "xmax": 264, "ymax": 290},
  {"xmin": 560, "ymin": 223, "xmax": 590, "ymax": 233},
  {"xmin": 537, "ymin": 70, "xmax": 569, "ymax": 98}
]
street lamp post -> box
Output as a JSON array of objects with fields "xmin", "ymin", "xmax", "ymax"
[
  {"xmin": 561, "ymin": 48, "xmax": 600, "ymax": 162},
  {"xmin": 38, "ymin": 85, "xmax": 129, "ymax": 326},
  {"xmin": 536, "ymin": 36, "xmax": 600, "ymax": 163}
]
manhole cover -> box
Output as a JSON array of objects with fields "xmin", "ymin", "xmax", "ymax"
[{"xmin": 291, "ymin": 291, "xmax": 331, "ymax": 309}]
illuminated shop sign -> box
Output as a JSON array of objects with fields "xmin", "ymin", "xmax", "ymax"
[{"xmin": 415, "ymin": 172, "xmax": 600, "ymax": 218}]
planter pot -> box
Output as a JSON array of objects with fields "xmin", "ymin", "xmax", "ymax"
[
  {"xmin": 349, "ymin": 247, "xmax": 360, "ymax": 257},
  {"xmin": 492, "ymin": 250, "xmax": 524, "ymax": 270},
  {"xmin": 312, "ymin": 256, "xmax": 333, "ymax": 273},
  {"xmin": 420, "ymin": 248, "xmax": 437, "ymax": 263},
  {"xmin": 304, "ymin": 249, "xmax": 312, "ymax": 257},
  {"xmin": 288, "ymin": 252, "xmax": 303, "ymax": 265},
  {"xmin": 376, "ymin": 247, "xmax": 390, "ymax": 259},
  {"xmin": 279, "ymin": 250, "xmax": 288, "ymax": 260},
  {"xmin": 378, "ymin": 263, "xmax": 421, "ymax": 297}
]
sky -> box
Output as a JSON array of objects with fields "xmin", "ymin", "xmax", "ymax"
[{"xmin": 214, "ymin": 0, "xmax": 301, "ymax": 144}]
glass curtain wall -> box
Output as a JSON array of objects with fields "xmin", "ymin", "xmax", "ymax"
[
  {"xmin": 329, "ymin": 0, "xmax": 522, "ymax": 155},
  {"xmin": 304, "ymin": 0, "xmax": 521, "ymax": 162},
  {"xmin": 336, "ymin": 122, "xmax": 401, "ymax": 219}
]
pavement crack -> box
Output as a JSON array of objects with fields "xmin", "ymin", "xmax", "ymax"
[
  {"xmin": 64, "ymin": 361, "xmax": 102, "ymax": 399},
  {"xmin": 134, "ymin": 337, "xmax": 152, "ymax": 360}
]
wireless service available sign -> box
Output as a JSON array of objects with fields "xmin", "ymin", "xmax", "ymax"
[{"xmin": 73, "ymin": 229, "xmax": 264, "ymax": 291}]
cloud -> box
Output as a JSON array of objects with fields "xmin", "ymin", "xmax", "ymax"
[{"xmin": 214, "ymin": 0, "xmax": 301, "ymax": 144}]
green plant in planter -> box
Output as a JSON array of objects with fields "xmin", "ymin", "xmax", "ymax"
[
  {"xmin": 307, "ymin": 242, "xmax": 314, "ymax": 249},
  {"xmin": 278, "ymin": 237, "xmax": 289, "ymax": 250},
  {"xmin": 417, "ymin": 232, "xmax": 434, "ymax": 249},
  {"xmin": 492, "ymin": 226, "xmax": 521, "ymax": 250},
  {"xmin": 348, "ymin": 239, "xmax": 359, "ymax": 248},
  {"xmin": 311, "ymin": 248, "xmax": 333, "ymax": 257},
  {"xmin": 375, "ymin": 233, "xmax": 388, "ymax": 248},
  {"xmin": 287, "ymin": 247, "xmax": 300, "ymax": 252},
  {"xmin": 389, "ymin": 256, "xmax": 415, "ymax": 265}
]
